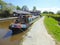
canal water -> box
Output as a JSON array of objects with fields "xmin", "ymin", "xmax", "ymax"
[{"xmin": 0, "ymin": 19, "xmax": 31, "ymax": 45}]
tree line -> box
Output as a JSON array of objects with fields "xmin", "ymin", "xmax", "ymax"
[
  {"xmin": 42, "ymin": 11, "xmax": 60, "ymax": 15},
  {"xmin": 0, "ymin": 0, "xmax": 15, "ymax": 17}
]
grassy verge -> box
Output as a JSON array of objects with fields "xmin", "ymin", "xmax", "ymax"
[
  {"xmin": 41, "ymin": 14, "xmax": 60, "ymax": 17},
  {"xmin": 44, "ymin": 16, "xmax": 60, "ymax": 45}
]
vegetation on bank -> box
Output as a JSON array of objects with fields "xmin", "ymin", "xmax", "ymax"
[
  {"xmin": 41, "ymin": 13, "xmax": 60, "ymax": 17},
  {"xmin": 44, "ymin": 16, "xmax": 60, "ymax": 42}
]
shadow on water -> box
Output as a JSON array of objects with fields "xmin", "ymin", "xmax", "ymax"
[{"xmin": 3, "ymin": 28, "xmax": 28, "ymax": 38}]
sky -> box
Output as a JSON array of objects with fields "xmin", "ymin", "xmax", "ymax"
[{"xmin": 3, "ymin": 0, "xmax": 60, "ymax": 13}]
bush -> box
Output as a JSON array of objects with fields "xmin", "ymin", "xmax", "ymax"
[
  {"xmin": 57, "ymin": 11, "xmax": 60, "ymax": 15},
  {"xmin": 0, "ymin": 10, "xmax": 10, "ymax": 18}
]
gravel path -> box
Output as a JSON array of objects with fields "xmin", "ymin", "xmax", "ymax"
[{"xmin": 22, "ymin": 16, "xmax": 55, "ymax": 45}]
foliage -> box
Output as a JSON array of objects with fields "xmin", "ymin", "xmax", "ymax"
[
  {"xmin": 41, "ymin": 13, "xmax": 60, "ymax": 17},
  {"xmin": 33, "ymin": 6, "xmax": 36, "ymax": 11},
  {"xmin": 22, "ymin": 5, "xmax": 29, "ymax": 11},
  {"xmin": 48, "ymin": 11, "xmax": 54, "ymax": 14},
  {"xmin": 0, "ymin": 0, "xmax": 15, "ymax": 18},
  {"xmin": 6, "ymin": 3, "xmax": 15, "ymax": 14},
  {"xmin": 57, "ymin": 11, "xmax": 60, "ymax": 15},
  {"xmin": 0, "ymin": 0, "xmax": 7, "ymax": 10},
  {"xmin": 44, "ymin": 16, "xmax": 60, "ymax": 41},
  {"xmin": 0, "ymin": 10, "xmax": 10, "ymax": 18},
  {"xmin": 43, "ymin": 11, "xmax": 48, "ymax": 14},
  {"xmin": 16, "ymin": 6, "xmax": 21, "ymax": 10},
  {"xmin": 42, "ymin": 11, "xmax": 54, "ymax": 14}
]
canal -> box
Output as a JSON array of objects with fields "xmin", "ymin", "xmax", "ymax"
[{"xmin": 0, "ymin": 19, "xmax": 31, "ymax": 45}]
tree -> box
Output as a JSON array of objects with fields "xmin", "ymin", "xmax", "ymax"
[
  {"xmin": 22, "ymin": 5, "xmax": 29, "ymax": 11},
  {"xmin": 0, "ymin": 0, "xmax": 3, "ymax": 10},
  {"xmin": 48, "ymin": 11, "xmax": 54, "ymax": 14},
  {"xmin": 0, "ymin": 0, "xmax": 15, "ymax": 17},
  {"xmin": 0, "ymin": 0, "xmax": 7, "ymax": 11},
  {"xmin": 43, "ymin": 11, "xmax": 48, "ymax": 14},
  {"xmin": 6, "ymin": 3, "xmax": 15, "ymax": 13},
  {"xmin": 57, "ymin": 11, "xmax": 60, "ymax": 15},
  {"xmin": 0, "ymin": 0, "xmax": 7, "ymax": 17},
  {"xmin": 33, "ymin": 6, "xmax": 36, "ymax": 11},
  {"xmin": 0, "ymin": 10, "xmax": 10, "ymax": 17},
  {"xmin": 16, "ymin": 6, "xmax": 21, "ymax": 10}
]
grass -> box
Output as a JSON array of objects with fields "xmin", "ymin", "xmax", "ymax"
[{"xmin": 44, "ymin": 16, "xmax": 60, "ymax": 42}]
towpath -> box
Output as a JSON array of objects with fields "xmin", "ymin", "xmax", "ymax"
[{"xmin": 22, "ymin": 16, "xmax": 55, "ymax": 45}]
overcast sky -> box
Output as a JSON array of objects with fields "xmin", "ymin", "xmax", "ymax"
[{"xmin": 3, "ymin": 0, "xmax": 60, "ymax": 13}]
